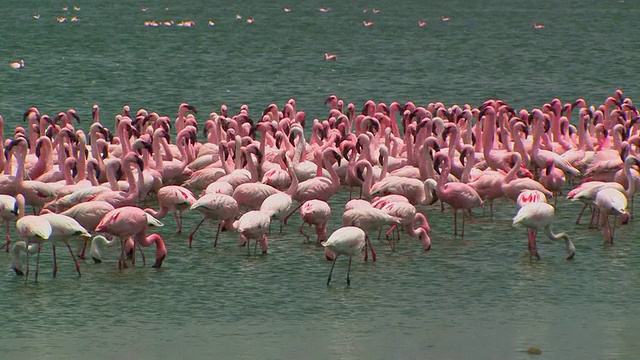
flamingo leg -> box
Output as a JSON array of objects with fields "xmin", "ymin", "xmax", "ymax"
[
  {"xmin": 137, "ymin": 242, "xmax": 146, "ymax": 266},
  {"xmin": 130, "ymin": 238, "xmax": 136, "ymax": 266},
  {"xmin": 283, "ymin": 203, "xmax": 303, "ymax": 225},
  {"xmin": 118, "ymin": 238, "xmax": 125, "ymax": 271},
  {"xmin": 327, "ymin": 256, "xmax": 338, "ymax": 286},
  {"xmin": 78, "ymin": 239, "xmax": 88, "ymax": 260},
  {"xmin": 214, "ymin": 222, "xmax": 222, "ymax": 248},
  {"xmin": 254, "ymin": 238, "xmax": 258, "ymax": 255},
  {"xmin": 25, "ymin": 241, "xmax": 30, "ymax": 282},
  {"xmin": 52, "ymin": 244, "xmax": 57, "ymax": 277},
  {"xmin": 528, "ymin": 229, "xmax": 540, "ymax": 260},
  {"xmin": 173, "ymin": 210, "xmax": 181, "ymax": 234},
  {"xmin": 66, "ymin": 244, "xmax": 81, "ymax": 277},
  {"xmin": 490, "ymin": 200, "xmax": 494, "ymax": 217},
  {"xmin": 575, "ymin": 203, "xmax": 588, "ymax": 224},
  {"xmin": 346, "ymin": 256, "xmax": 352, "ymax": 286},
  {"xmin": 366, "ymin": 235, "xmax": 377, "ymax": 262},
  {"xmin": 385, "ymin": 225, "xmax": 396, "ymax": 240},
  {"xmin": 611, "ymin": 215, "xmax": 618, "ymax": 243},
  {"xmin": 453, "ymin": 209, "xmax": 458, "ymax": 235},
  {"xmin": 2, "ymin": 222, "xmax": 10, "ymax": 252},
  {"xmin": 279, "ymin": 221, "xmax": 284, "ymax": 233},
  {"xmin": 461, "ymin": 210, "xmax": 466, "ymax": 237},
  {"xmin": 35, "ymin": 244, "xmax": 42, "ymax": 283},
  {"xmin": 247, "ymin": 238, "xmax": 251, "ymax": 256},
  {"xmin": 299, "ymin": 221, "xmax": 310, "ymax": 243},
  {"xmin": 189, "ymin": 218, "xmax": 206, "ymax": 248}
]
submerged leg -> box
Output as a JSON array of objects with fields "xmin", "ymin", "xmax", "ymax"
[
  {"xmin": 346, "ymin": 256, "xmax": 352, "ymax": 286},
  {"xmin": 189, "ymin": 218, "xmax": 206, "ymax": 248},
  {"xmin": 327, "ymin": 256, "xmax": 338, "ymax": 286}
]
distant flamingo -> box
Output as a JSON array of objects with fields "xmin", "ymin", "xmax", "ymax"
[
  {"xmin": 259, "ymin": 156, "xmax": 299, "ymax": 232},
  {"xmin": 95, "ymin": 207, "xmax": 166, "ymax": 270},
  {"xmin": 322, "ymin": 226, "xmax": 366, "ymax": 286},
  {"xmin": 324, "ymin": 53, "xmax": 337, "ymax": 61},
  {"xmin": 144, "ymin": 185, "xmax": 196, "ymax": 233},
  {"xmin": 512, "ymin": 202, "xmax": 576, "ymax": 260}
]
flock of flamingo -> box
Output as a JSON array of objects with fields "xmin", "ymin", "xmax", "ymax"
[{"xmin": 0, "ymin": 89, "xmax": 637, "ymax": 286}]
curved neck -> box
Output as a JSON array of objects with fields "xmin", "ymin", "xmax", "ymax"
[{"xmin": 503, "ymin": 156, "xmax": 521, "ymax": 184}]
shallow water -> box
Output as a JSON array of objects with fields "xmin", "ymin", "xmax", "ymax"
[{"xmin": 2, "ymin": 1, "xmax": 640, "ymax": 359}]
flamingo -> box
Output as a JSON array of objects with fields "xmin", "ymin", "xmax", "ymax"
[
  {"xmin": 39, "ymin": 212, "xmax": 91, "ymax": 278},
  {"xmin": 0, "ymin": 194, "xmax": 18, "ymax": 252},
  {"xmin": 299, "ymin": 200, "xmax": 331, "ymax": 243},
  {"xmin": 433, "ymin": 153, "xmax": 484, "ymax": 236},
  {"xmin": 595, "ymin": 188, "xmax": 628, "ymax": 244},
  {"xmin": 144, "ymin": 185, "xmax": 197, "ymax": 233},
  {"xmin": 259, "ymin": 156, "xmax": 299, "ymax": 232},
  {"xmin": 14, "ymin": 194, "xmax": 52, "ymax": 282},
  {"xmin": 342, "ymin": 207, "xmax": 402, "ymax": 261},
  {"xmin": 189, "ymin": 193, "xmax": 239, "ymax": 248},
  {"xmin": 322, "ymin": 226, "xmax": 366, "ymax": 286},
  {"xmin": 94, "ymin": 206, "xmax": 166, "ymax": 270},
  {"xmin": 60, "ymin": 201, "xmax": 115, "ymax": 258},
  {"xmin": 512, "ymin": 202, "xmax": 576, "ymax": 260},
  {"xmin": 233, "ymin": 210, "xmax": 271, "ymax": 255}
]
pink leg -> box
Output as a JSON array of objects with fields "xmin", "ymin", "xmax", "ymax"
[
  {"xmin": 173, "ymin": 210, "xmax": 182, "ymax": 234},
  {"xmin": 385, "ymin": 225, "xmax": 396, "ymax": 239},
  {"xmin": 299, "ymin": 221, "xmax": 310, "ymax": 242},
  {"xmin": 52, "ymin": 245, "xmax": 58, "ymax": 277},
  {"xmin": 528, "ymin": 229, "xmax": 540, "ymax": 260},
  {"xmin": 2, "ymin": 222, "xmax": 10, "ymax": 252},
  {"xmin": 189, "ymin": 218, "xmax": 206, "ymax": 248},
  {"xmin": 283, "ymin": 203, "xmax": 303, "ymax": 225},
  {"xmin": 461, "ymin": 211, "xmax": 466, "ymax": 237},
  {"xmin": 603, "ymin": 215, "xmax": 612, "ymax": 244},
  {"xmin": 137, "ymin": 242, "xmax": 146, "ymax": 266},
  {"xmin": 79, "ymin": 239, "xmax": 88, "ymax": 260},
  {"xmin": 453, "ymin": 209, "xmax": 458, "ymax": 235},
  {"xmin": 66, "ymin": 244, "xmax": 81, "ymax": 277},
  {"xmin": 118, "ymin": 238, "xmax": 126, "ymax": 271},
  {"xmin": 35, "ymin": 244, "xmax": 41, "ymax": 283},
  {"xmin": 367, "ymin": 235, "xmax": 377, "ymax": 261},
  {"xmin": 575, "ymin": 203, "xmax": 588, "ymax": 225}
]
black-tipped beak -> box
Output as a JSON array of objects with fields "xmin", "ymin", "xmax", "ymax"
[
  {"xmin": 459, "ymin": 149, "xmax": 467, "ymax": 166},
  {"xmin": 433, "ymin": 158, "xmax": 442, "ymax": 175},
  {"xmin": 92, "ymin": 257, "xmax": 102, "ymax": 264},
  {"xmin": 188, "ymin": 104, "xmax": 197, "ymax": 113},
  {"xmin": 136, "ymin": 156, "xmax": 144, "ymax": 170},
  {"xmin": 72, "ymin": 111, "xmax": 81, "ymax": 123},
  {"xmin": 13, "ymin": 267, "xmax": 24, "ymax": 276},
  {"xmin": 72, "ymin": 164, "xmax": 78, "ymax": 178},
  {"xmin": 356, "ymin": 166, "xmax": 365, "ymax": 182}
]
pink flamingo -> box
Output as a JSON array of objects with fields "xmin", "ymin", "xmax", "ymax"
[
  {"xmin": 60, "ymin": 200, "xmax": 115, "ymax": 258},
  {"xmin": 0, "ymin": 195, "xmax": 18, "ymax": 252},
  {"xmin": 595, "ymin": 188, "xmax": 628, "ymax": 244},
  {"xmin": 259, "ymin": 156, "xmax": 299, "ymax": 232},
  {"xmin": 144, "ymin": 185, "xmax": 197, "ymax": 233},
  {"xmin": 501, "ymin": 153, "xmax": 553, "ymax": 201},
  {"xmin": 189, "ymin": 193, "xmax": 239, "ymax": 248},
  {"xmin": 283, "ymin": 147, "xmax": 341, "ymax": 223},
  {"xmin": 322, "ymin": 226, "xmax": 366, "ymax": 286},
  {"xmin": 233, "ymin": 210, "xmax": 271, "ymax": 255},
  {"xmin": 14, "ymin": 194, "xmax": 52, "ymax": 282},
  {"xmin": 89, "ymin": 152, "xmax": 144, "ymax": 208},
  {"xmin": 539, "ymin": 158, "xmax": 565, "ymax": 205},
  {"xmin": 433, "ymin": 153, "xmax": 484, "ymax": 236},
  {"xmin": 38, "ymin": 212, "xmax": 91, "ymax": 278},
  {"xmin": 512, "ymin": 202, "xmax": 576, "ymax": 260},
  {"xmin": 342, "ymin": 207, "xmax": 402, "ymax": 261},
  {"xmin": 9, "ymin": 137, "xmax": 57, "ymax": 211},
  {"xmin": 94, "ymin": 206, "xmax": 166, "ymax": 270},
  {"xmin": 516, "ymin": 190, "xmax": 548, "ymax": 208},
  {"xmin": 299, "ymin": 199, "xmax": 331, "ymax": 243}
]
